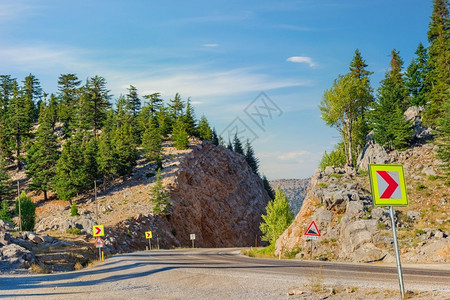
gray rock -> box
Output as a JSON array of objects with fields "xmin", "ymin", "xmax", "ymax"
[
  {"xmin": 324, "ymin": 166, "xmax": 335, "ymax": 176},
  {"xmin": 0, "ymin": 231, "xmax": 11, "ymax": 246},
  {"xmin": 26, "ymin": 232, "xmax": 43, "ymax": 244},
  {"xmin": 407, "ymin": 211, "xmax": 420, "ymax": 221},
  {"xmin": 372, "ymin": 207, "xmax": 388, "ymax": 221},
  {"xmin": 422, "ymin": 167, "xmax": 436, "ymax": 176},
  {"xmin": 1, "ymin": 243, "xmax": 36, "ymax": 268},
  {"xmin": 357, "ymin": 142, "xmax": 390, "ymax": 171},
  {"xmin": 435, "ymin": 231, "xmax": 444, "ymax": 239}
]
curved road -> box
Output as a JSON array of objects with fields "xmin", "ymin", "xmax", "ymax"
[{"xmin": 0, "ymin": 248, "xmax": 449, "ymax": 299}]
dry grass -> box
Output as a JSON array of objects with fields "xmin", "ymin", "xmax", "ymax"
[{"xmin": 31, "ymin": 263, "xmax": 52, "ymax": 274}]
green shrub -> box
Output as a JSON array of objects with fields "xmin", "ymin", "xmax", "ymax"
[
  {"xmin": 319, "ymin": 143, "xmax": 346, "ymax": 171},
  {"xmin": 66, "ymin": 228, "xmax": 82, "ymax": 235},
  {"xmin": 146, "ymin": 172, "xmax": 156, "ymax": 178},
  {"xmin": 284, "ymin": 246, "xmax": 302, "ymax": 259},
  {"xmin": 0, "ymin": 200, "xmax": 12, "ymax": 222},
  {"xmin": 317, "ymin": 183, "xmax": 328, "ymax": 188},
  {"xmin": 70, "ymin": 202, "xmax": 80, "ymax": 217},
  {"xmin": 377, "ymin": 222, "xmax": 386, "ymax": 230},
  {"xmin": 428, "ymin": 175, "xmax": 440, "ymax": 181},
  {"xmin": 415, "ymin": 229, "xmax": 425, "ymax": 235},
  {"xmin": 416, "ymin": 184, "xmax": 427, "ymax": 191},
  {"xmin": 329, "ymin": 174, "xmax": 343, "ymax": 178},
  {"xmin": 15, "ymin": 191, "xmax": 35, "ymax": 231}
]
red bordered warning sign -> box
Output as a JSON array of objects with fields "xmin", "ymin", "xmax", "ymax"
[
  {"xmin": 94, "ymin": 236, "xmax": 105, "ymax": 248},
  {"xmin": 304, "ymin": 221, "xmax": 321, "ymax": 239}
]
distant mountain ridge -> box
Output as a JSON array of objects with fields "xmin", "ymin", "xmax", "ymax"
[{"xmin": 269, "ymin": 178, "xmax": 310, "ymax": 215}]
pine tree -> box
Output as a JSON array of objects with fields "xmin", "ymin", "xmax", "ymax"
[
  {"xmin": 126, "ymin": 85, "xmax": 141, "ymax": 117},
  {"xmin": 22, "ymin": 74, "xmax": 42, "ymax": 122},
  {"xmin": 233, "ymin": 134, "xmax": 244, "ymax": 155},
  {"xmin": 97, "ymin": 129, "xmax": 117, "ymax": 187},
  {"xmin": 259, "ymin": 188, "xmax": 293, "ymax": 245},
  {"xmin": 70, "ymin": 201, "xmax": 80, "ymax": 217},
  {"xmin": 405, "ymin": 43, "xmax": 429, "ymax": 107},
  {"xmin": 227, "ymin": 140, "xmax": 233, "ymax": 151},
  {"xmin": 0, "ymin": 200, "xmax": 12, "ymax": 222},
  {"xmin": 142, "ymin": 122, "xmax": 162, "ymax": 162},
  {"xmin": 77, "ymin": 76, "xmax": 111, "ymax": 137},
  {"xmin": 211, "ymin": 128, "xmax": 219, "ymax": 145},
  {"xmin": 150, "ymin": 169, "xmax": 171, "ymax": 215},
  {"xmin": 8, "ymin": 80, "xmax": 34, "ymax": 170},
  {"xmin": 112, "ymin": 122, "xmax": 137, "ymax": 176},
  {"xmin": 53, "ymin": 132, "xmax": 86, "ymax": 201},
  {"xmin": 0, "ymin": 75, "xmax": 15, "ymax": 119},
  {"xmin": 15, "ymin": 191, "xmax": 36, "ymax": 231},
  {"xmin": 183, "ymin": 99, "xmax": 197, "ymax": 136},
  {"xmin": 262, "ymin": 175, "xmax": 275, "ymax": 200},
  {"xmin": 424, "ymin": 0, "xmax": 450, "ymax": 125},
  {"xmin": 172, "ymin": 118, "xmax": 189, "ymax": 150},
  {"xmin": 25, "ymin": 110, "xmax": 59, "ymax": 202},
  {"xmin": 0, "ymin": 156, "xmax": 12, "ymax": 202},
  {"xmin": 141, "ymin": 93, "xmax": 163, "ymax": 128},
  {"xmin": 197, "ymin": 115, "xmax": 212, "ymax": 141},
  {"xmin": 168, "ymin": 93, "xmax": 184, "ymax": 120},
  {"xmin": 245, "ymin": 140, "xmax": 259, "ymax": 175},
  {"xmin": 157, "ymin": 106, "xmax": 172, "ymax": 137},
  {"xmin": 57, "ymin": 73, "xmax": 81, "ymax": 137},
  {"xmin": 372, "ymin": 50, "xmax": 412, "ymax": 150},
  {"xmin": 435, "ymin": 91, "xmax": 450, "ymax": 173}
]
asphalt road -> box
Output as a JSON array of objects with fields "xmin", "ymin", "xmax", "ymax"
[{"xmin": 0, "ymin": 248, "xmax": 449, "ymax": 299}]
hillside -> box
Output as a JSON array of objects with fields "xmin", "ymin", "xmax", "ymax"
[
  {"xmin": 274, "ymin": 140, "xmax": 449, "ymax": 263},
  {"xmin": 1, "ymin": 139, "xmax": 270, "ymax": 272},
  {"xmin": 269, "ymin": 179, "xmax": 310, "ymax": 215}
]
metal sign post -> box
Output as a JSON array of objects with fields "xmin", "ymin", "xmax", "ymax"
[
  {"xmin": 389, "ymin": 206, "xmax": 405, "ymax": 298},
  {"xmin": 368, "ymin": 164, "xmax": 408, "ymax": 299},
  {"xmin": 310, "ymin": 239, "xmax": 313, "ymax": 260}
]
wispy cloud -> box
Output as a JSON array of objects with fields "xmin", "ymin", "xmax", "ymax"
[
  {"xmin": 0, "ymin": 2, "xmax": 37, "ymax": 21},
  {"xmin": 259, "ymin": 150, "xmax": 311, "ymax": 164},
  {"xmin": 203, "ymin": 43, "xmax": 219, "ymax": 48},
  {"xmin": 277, "ymin": 24, "xmax": 315, "ymax": 31},
  {"xmin": 0, "ymin": 44, "xmax": 311, "ymax": 103},
  {"xmin": 286, "ymin": 56, "xmax": 316, "ymax": 67}
]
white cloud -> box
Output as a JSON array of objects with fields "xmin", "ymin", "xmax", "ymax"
[
  {"xmin": 0, "ymin": 3, "xmax": 38, "ymax": 21},
  {"xmin": 203, "ymin": 43, "xmax": 219, "ymax": 48},
  {"xmin": 0, "ymin": 44, "xmax": 311, "ymax": 105},
  {"xmin": 286, "ymin": 56, "xmax": 316, "ymax": 67}
]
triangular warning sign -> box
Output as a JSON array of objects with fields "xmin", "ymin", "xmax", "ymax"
[
  {"xmin": 304, "ymin": 221, "xmax": 321, "ymax": 237},
  {"xmin": 94, "ymin": 236, "xmax": 105, "ymax": 247}
]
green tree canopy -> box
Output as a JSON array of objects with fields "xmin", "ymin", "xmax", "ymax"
[{"xmin": 260, "ymin": 188, "xmax": 293, "ymax": 245}]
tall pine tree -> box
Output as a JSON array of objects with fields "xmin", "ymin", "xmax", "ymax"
[
  {"xmin": 424, "ymin": 0, "xmax": 450, "ymax": 126},
  {"xmin": 405, "ymin": 43, "xmax": 429, "ymax": 107}
]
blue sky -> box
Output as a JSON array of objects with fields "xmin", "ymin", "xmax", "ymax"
[{"xmin": 0, "ymin": 0, "xmax": 433, "ymax": 179}]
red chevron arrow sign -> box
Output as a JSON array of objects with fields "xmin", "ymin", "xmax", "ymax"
[
  {"xmin": 145, "ymin": 231, "xmax": 152, "ymax": 239},
  {"xmin": 369, "ymin": 164, "xmax": 408, "ymax": 207},
  {"xmin": 92, "ymin": 224, "xmax": 104, "ymax": 237}
]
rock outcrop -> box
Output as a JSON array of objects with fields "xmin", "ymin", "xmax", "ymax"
[
  {"xmin": 275, "ymin": 158, "xmax": 449, "ymax": 263},
  {"xmin": 167, "ymin": 141, "xmax": 270, "ymax": 248},
  {"xmin": 270, "ymin": 178, "xmax": 310, "ymax": 215}
]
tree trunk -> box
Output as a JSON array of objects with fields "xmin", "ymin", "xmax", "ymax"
[
  {"xmin": 15, "ymin": 135, "xmax": 21, "ymax": 170},
  {"xmin": 346, "ymin": 120, "xmax": 353, "ymax": 167},
  {"xmin": 43, "ymin": 190, "xmax": 48, "ymax": 202}
]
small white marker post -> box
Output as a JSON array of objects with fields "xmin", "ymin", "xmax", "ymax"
[{"xmin": 190, "ymin": 234, "xmax": 196, "ymax": 248}]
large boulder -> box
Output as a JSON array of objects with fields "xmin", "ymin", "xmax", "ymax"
[
  {"xmin": 357, "ymin": 142, "xmax": 390, "ymax": 171},
  {"xmin": 1, "ymin": 243, "xmax": 36, "ymax": 268}
]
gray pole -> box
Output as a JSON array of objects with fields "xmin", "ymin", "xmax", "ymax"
[
  {"xmin": 149, "ymin": 239, "xmax": 152, "ymax": 251},
  {"xmin": 94, "ymin": 180, "xmax": 98, "ymax": 222},
  {"xmin": 192, "ymin": 239, "xmax": 195, "ymax": 248},
  {"xmin": 98, "ymin": 247, "xmax": 101, "ymax": 261},
  {"xmin": 17, "ymin": 181, "xmax": 22, "ymax": 232},
  {"xmin": 389, "ymin": 206, "xmax": 405, "ymax": 298},
  {"xmin": 157, "ymin": 234, "xmax": 160, "ymax": 249},
  {"xmin": 310, "ymin": 239, "xmax": 313, "ymax": 260}
]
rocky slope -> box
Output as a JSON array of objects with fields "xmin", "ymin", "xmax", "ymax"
[
  {"xmin": 275, "ymin": 108, "xmax": 449, "ymax": 264},
  {"xmin": 1, "ymin": 139, "xmax": 270, "ymax": 271},
  {"xmin": 275, "ymin": 143, "xmax": 449, "ymax": 263},
  {"xmin": 270, "ymin": 178, "xmax": 310, "ymax": 215}
]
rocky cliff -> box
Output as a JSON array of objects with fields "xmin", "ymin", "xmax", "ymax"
[
  {"xmin": 275, "ymin": 142, "xmax": 449, "ymax": 263},
  {"xmin": 168, "ymin": 141, "xmax": 270, "ymax": 247},
  {"xmin": 270, "ymin": 178, "xmax": 310, "ymax": 215}
]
